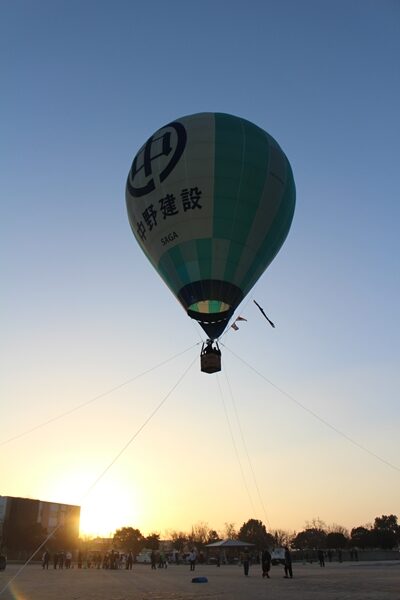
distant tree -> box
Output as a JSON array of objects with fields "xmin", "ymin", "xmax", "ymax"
[
  {"xmin": 207, "ymin": 530, "xmax": 220, "ymax": 544},
  {"xmin": 374, "ymin": 515, "xmax": 398, "ymax": 531},
  {"xmin": 145, "ymin": 532, "xmax": 160, "ymax": 550},
  {"xmin": 271, "ymin": 529, "xmax": 294, "ymax": 547},
  {"xmin": 292, "ymin": 528, "xmax": 327, "ymax": 550},
  {"xmin": 169, "ymin": 530, "xmax": 189, "ymax": 552},
  {"xmin": 189, "ymin": 522, "xmax": 212, "ymax": 548},
  {"xmin": 350, "ymin": 526, "xmax": 375, "ymax": 549},
  {"xmin": 238, "ymin": 519, "xmax": 274, "ymax": 550},
  {"xmin": 373, "ymin": 515, "xmax": 399, "ymax": 549},
  {"xmin": 113, "ymin": 527, "xmax": 144, "ymax": 554},
  {"xmin": 326, "ymin": 532, "xmax": 348, "ymax": 549},
  {"xmin": 220, "ymin": 522, "xmax": 238, "ymax": 540},
  {"xmin": 305, "ymin": 518, "xmax": 327, "ymax": 531},
  {"xmin": 327, "ymin": 524, "xmax": 349, "ymax": 537}
]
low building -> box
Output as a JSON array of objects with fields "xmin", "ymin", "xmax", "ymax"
[{"xmin": 0, "ymin": 495, "xmax": 80, "ymax": 557}]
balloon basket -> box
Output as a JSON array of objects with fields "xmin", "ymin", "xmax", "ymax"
[{"xmin": 200, "ymin": 342, "xmax": 222, "ymax": 374}]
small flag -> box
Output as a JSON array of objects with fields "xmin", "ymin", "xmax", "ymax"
[
  {"xmin": 254, "ymin": 300, "xmax": 275, "ymax": 328},
  {"xmin": 236, "ymin": 316, "xmax": 247, "ymax": 322},
  {"xmin": 231, "ymin": 323, "xmax": 239, "ymax": 331}
]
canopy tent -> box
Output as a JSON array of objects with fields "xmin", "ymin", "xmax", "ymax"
[
  {"xmin": 205, "ymin": 539, "xmax": 254, "ymax": 548},
  {"xmin": 205, "ymin": 539, "xmax": 255, "ymax": 566}
]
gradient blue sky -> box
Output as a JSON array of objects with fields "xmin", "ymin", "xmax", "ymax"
[{"xmin": 2, "ymin": 0, "xmax": 399, "ymax": 536}]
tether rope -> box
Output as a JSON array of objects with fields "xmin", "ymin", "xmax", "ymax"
[
  {"xmin": 0, "ymin": 351, "xmax": 198, "ymax": 597},
  {"xmin": 216, "ymin": 374, "xmax": 258, "ymax": 517},
  {"xmin": 223, "ymin": 361, "xmax": 272, "ymax": 530},
  {"xmin": 0, "ymin": 343, "xmax": 200, "ymax": 447},
  {"xmin": 223, "ymin": 343, "xmax": 400, "ymax": 474}
]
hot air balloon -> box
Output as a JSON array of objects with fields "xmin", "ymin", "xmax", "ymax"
[{"xmin": 126, "ymin": 113, "xmax": 295, "ymax": 373}]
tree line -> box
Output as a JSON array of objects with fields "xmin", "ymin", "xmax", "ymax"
[
  {"xmin": 3, "ymin": 514, "xmax": 399, "ymax": 557},
  {"xmin": 111, "ymin": 514, "xmax": 400, "ymax": 554}
]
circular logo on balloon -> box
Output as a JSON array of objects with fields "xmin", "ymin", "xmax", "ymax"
[{"xmin": 127, "ymin": 121, "xmax": 187, "ymax": 198}]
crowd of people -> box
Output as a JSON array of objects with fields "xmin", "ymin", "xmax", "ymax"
[
  {"xmin": 42, "ymin": 549, "xmax": 135, "ymax": 570},
  {"xmin": 41, "ymin": 545, "xmax": 359, "ymax": 579},
  {"xmin": 41, "ymin": 546, "xmax": 295, "ymax": 579},
  {"xmin": 41, "ymin": 550, "xmax": 73, "ymax": 569}
]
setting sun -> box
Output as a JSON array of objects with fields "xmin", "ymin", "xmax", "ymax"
[
  {"xmin": 80, "ymin": 478, "xmax": 140, "ymax": 538},
  {"xmin": 38, "ymin": 466, "xmax": 140, "ymax": 538}
]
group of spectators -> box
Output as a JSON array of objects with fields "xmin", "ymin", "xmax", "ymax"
[
  {"xmin": 41, "ymin": 550, "xmax": 73, "ymax": 569},
  {"xmin": 256, "ymin": 546, "xmax": 293, "ymax": 579},
  {"xmin": 41, "ymin": 546, "xmax": 296, "ymax": 577},
  {"xmin": 150, "ymin": 549, "xmax": 200, "ymax": 570},
  {"xmin": 40, "ymin": 548, "xmax": 207, "ymax": 572},
  {"xmin": 42, "ymin": 549, "xmax": 135, "ymax": 570}
]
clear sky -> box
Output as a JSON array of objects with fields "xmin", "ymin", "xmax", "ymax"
[{"xmin": 1, "ymin": 0, "xmax": 399, "ymax": 538}]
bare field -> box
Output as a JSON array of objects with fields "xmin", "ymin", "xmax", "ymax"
[{"xmin": 1, "ymin": 561, "xmax": 399, "ymax": 600}]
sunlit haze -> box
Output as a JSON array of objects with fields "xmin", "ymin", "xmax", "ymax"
[{"xmin": 1, "ymin": 1, "xmax": 399, "ymax": 540}]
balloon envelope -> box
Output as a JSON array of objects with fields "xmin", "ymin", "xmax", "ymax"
[{"xmin": 126, "ymin": 112, "xmax": 295, "ymax": 339}]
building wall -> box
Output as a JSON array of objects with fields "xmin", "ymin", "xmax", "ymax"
[
  {"xmin": 0, "ymin": 495, "xmax": 80, "ymax": 554},
  {"xmin": 0, "ymin": 497, "xmax": 8, "ymax": 545},
  {"xmin": 38, "ymin": 500, "xmax": 80, "ymax": 537}
]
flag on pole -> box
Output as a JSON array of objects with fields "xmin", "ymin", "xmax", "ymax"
[
  {"xmin": 231, "ymin": 315, "xmax": 248, "ymax": 331},
  {"xmin": 253, "ymin": 300, "xmax": 275, "ymax": 328}
]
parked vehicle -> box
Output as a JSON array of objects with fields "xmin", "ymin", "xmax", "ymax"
[
  {"xmin": 136, "ymin": 550, "xmax": 152, "ymax": 564},
  {"xmin": 271, "ymin": 547, "xmax": 286, "ymax": 565}
]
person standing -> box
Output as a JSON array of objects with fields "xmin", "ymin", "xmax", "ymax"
[
  {"xmin": 242, "ymin": 548, "xmax": 250, "ymax": 576},
  {"xmin": 65, "ymin": 551, "xmax": 72, "ymax": 569},
  {"xmin": 151, "ymin": 550, "xmax": 157, "ymax": 570},
  {"xmin": 126, "ymin": 551, "xmax": 133, "ymax": 570},
  {"xmin": 283, "ymin": 546, "xmax": 293, "ymax": 578},
  {"xmin": 318, "ymin": 549, "xmax": 325, "ymax": 567},
  {"xmin": 42, "ymin": 550, "xmax": 50, "ymax": 570},
  {"xmin": 189, "ymin": 549, "xmax": 196, "ymax": 572},
  {"xmin": 261, "ymin": 548, "xmax": 271, "ymax": 578}
]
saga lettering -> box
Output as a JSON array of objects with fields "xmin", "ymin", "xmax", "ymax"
[{"xmin": 161, "ymin": 232, "xmax": 178, "ymax": 246}]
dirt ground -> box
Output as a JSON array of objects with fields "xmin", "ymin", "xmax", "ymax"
[{"xmin": 0, "ymin": 560, "xmax": 399, "ymax": 600}]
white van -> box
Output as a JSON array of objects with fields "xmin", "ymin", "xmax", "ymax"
[
  {"xmin": 136, "ymin": 549, "xmax": 152, "ymax": 564},
  {"xmin": 271, "ymin": 547, "xmax": 286, "ymax": 565}
]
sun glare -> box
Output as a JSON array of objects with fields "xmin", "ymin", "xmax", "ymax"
[
  {"xmin": 43, "ymin": 467, "xmax": 139, "ymax": 538},
  {"xmin": 80, "ymin": 481, "xmax": 139, "ymax": 538}
]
